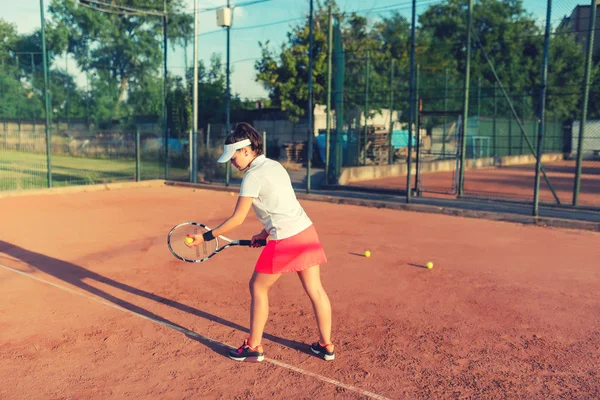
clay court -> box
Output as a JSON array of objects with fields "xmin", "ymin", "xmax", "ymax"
[
  {"xmin": 1, "ymin": 184, "xmax": 599, "ymax": 399},
  {"xmin": 352, "ymin": 160, "xmax": 600, "ymax": 207}
]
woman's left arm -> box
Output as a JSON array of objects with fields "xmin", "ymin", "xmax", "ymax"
[
  {"xmin": 186, "ymin": 196, "xmax": 255, "ymax": 247},
  {"xmin": 187, "ymin": 196, "xmax": 254, "ymax": 245},
  {"xmin": 209, "ymin": 196, "xmax": 254, "ymax": 237}
]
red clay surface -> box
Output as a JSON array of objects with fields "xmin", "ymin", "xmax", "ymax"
[
  {"xmin": 354, "ymin": 160, "xmax": 600, "ymax": 206},
  {"xmin": 1, "ymin": 185, "xmax": 599, "ymax": 399}
]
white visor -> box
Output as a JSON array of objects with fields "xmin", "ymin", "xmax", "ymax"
[{"xmin": 217, "ymin": 139, "xmax": 251, "ymax": 163}]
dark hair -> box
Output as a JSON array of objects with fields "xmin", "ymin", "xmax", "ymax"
[{"xmin": 225, "ymin": 122, "xmax": 263, "ymax": 156}]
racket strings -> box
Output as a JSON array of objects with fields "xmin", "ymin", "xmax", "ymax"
[
  {"xmin": 169, "ymin": 224, "xmax": 216, "ymax": 261},
  {"xmin": 194, "ymin": 226, "xmax": 201, "ymax": 259}
]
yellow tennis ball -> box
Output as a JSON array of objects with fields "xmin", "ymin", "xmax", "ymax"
[
  {"xmin": 364, "ymin": 250, "xmax": 371, "ymax": 258},
  {"xmin": 230, "ymin": 192, "xmax": 235, "ymax": 196},
  {"xmin": 185, "ymin": 237, "xmax": 194, "ymax": 244},
  {"xmin": 426, "ymin": 261, "xmax": 434, "ymax": 269}
]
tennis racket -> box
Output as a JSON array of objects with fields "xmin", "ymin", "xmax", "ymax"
[{"xmin": 167, "ymin": 222, "xmax": 267, "ymax": 263}]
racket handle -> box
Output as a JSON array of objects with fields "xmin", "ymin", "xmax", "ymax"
[{"xmin": 239, "ymin": 239, "xmax": 267, "ymax": 246}]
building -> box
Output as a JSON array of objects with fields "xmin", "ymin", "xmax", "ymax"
[{"xmin": 561, "ymin": 0, "xmax": 600, "ymax": 58}]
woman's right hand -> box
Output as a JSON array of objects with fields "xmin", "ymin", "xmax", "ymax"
[{"xmin": 251, "ymin": 231, "xmax": 269, "ymax": 247}]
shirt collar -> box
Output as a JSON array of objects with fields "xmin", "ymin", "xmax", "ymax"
[{"xmin": 248, "ymin": 154, "xmax": 266, "ymax": 170}]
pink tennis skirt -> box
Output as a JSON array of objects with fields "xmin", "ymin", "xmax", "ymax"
[{"xmin": 254, "ymin": 224, "xmax": 327, "ymax": 274}]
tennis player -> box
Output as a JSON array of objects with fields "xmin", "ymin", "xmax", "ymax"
[{"xmin": 187, "ymin": 122, "xmax": 334, "ymax": 362}]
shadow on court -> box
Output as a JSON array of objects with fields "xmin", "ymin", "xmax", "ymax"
[{"xmin": 0, "ymin": 240, "xmax": 313, "ymax": 358}]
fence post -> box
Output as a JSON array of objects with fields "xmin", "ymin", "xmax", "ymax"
[
  {"xmin": 458, "ymin": 0, "xmax": 473, "ymax": 197},
  {"xmin": 136, "ymin": 130, "xmax": 141, "ymax": 182},
  {"xmin": 262, "ymin": 131, "xmax": 267, "ymax": 157},
  {"xmin": 406, "ymin": 0, "xmax": 417, "ymax": 203},
  {"xmin": 306, "ymin": 0, "xmax": 314, "ymax": 193},
  {"xmin": 388, "ymin": 59, "xmax": 395, "ymax": 165},
  {"xmin": 532, "ymin": 0, "xmax": 552, "ymax": 217},
  {"xmin": 443, "ymin": 67, "xmax": 448, "ymax": 158},
  {"xmin": 189, "ymin": 129, "xmax": 193, "ymax": 182},
  {"xmin": 326, "ymin": 4, "xmax": 333, "ymax": 183},
  {"xmin": 363, "ymin": 51, "xmax": 370, "ymax": 166},
  {"xmin": 493, "ymin": 82, "xmax": 497, "ymax": 158},
  {"xmin": 508, "ymin": 114, "xmax": 512, "ymax": 156},
  {"xmin": 573, "ymin": 0, "xmax": 596, "ymax": 206},
  {"xmin": 192, "ymin": 0, "xmax": 199, "ymax": 184},
  {"xmin": 206, "ymin": 123, "xmax": 211, "ymax": 149},
  {"xmin": 413, "ymin": 67, "xmax": 421, "ymax": 194},
  {"xmin": 39, "ymin": 0, "xmax": 52, "ymax": 188}
]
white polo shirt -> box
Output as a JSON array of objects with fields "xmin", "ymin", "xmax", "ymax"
[{"xmin": 239, "ymin": 155, "xmax": 312, "ymax": 240}]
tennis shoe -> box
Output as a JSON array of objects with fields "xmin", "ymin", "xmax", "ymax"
[
  {"xmin": 310, "ymin": 341, "xmax": 335, "ymax": 361},
  {"xmin": 228, "ymin": 338, "xmax": 264, "ymax": 362}
]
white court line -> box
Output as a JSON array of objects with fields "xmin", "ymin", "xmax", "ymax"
[{"xmin": 0, "ymin": 264, "xmax": 393, "ymax": 400}]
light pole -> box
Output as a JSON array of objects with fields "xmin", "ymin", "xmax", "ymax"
[{"xmin": 217, "ymin": 4, "xmax": 233, "ymax": 186}]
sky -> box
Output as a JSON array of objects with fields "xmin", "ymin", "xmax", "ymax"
[{"xmin": 0, "ymin": 0, "xmax": 589, "ymax": 99}]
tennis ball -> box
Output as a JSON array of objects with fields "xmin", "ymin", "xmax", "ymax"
[
  {"xmin": 185, "ymin": 237, "xmax": 194, "ymax": 244},
  {"xmin": 364, "ymin": 250, "xmax": 371, "ymax": 258},
  {"xmin": 230, "ymin": 192, "xmax": 235, "ymax": 196},
  {"xmin": 426, "ymin": 261, "xmax": 434, "ymax": 269}
]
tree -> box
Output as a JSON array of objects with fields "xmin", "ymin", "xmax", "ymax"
[
  {"xmin": 0, "ymin": 21, "xmax": 22, "ymax": 119},
  {"xmin": 0, "ymin": 20, "xmax": 19, "ymax": 64},
  {"xmin": 373, "ymin": 12, "xmax": 412, "ymax": 116},
  {"xmin": 256, "ymin": 0, "xmax": 589, "ymax": 127},
  {"xmin": 49, "ymin": 69, "xmax": 88, "ymax": 124},
  {"xmin": 48, "ymin": 0, "xmax": 193, "ymax": 122},
  {"xmin": 588, "ymin": 63, "xmax": 600, "ymax": 120},
  {"xmin": 341, "ymin": 12, "xmax": 386, "ymax": 122},
  {"xmin": 167, "ymin": 76, "xmax": 190, "ymax": 138},
  {"xmin": 418, "ymin": 0, "xmax": 584, "ymax": 120},
  {"xmin": 255, "ymin": 0, "xmax": 332, "ymax": 123},
  {"xmin": 546, "ymin": 25, "xmax": 585, "ymax": 121},
  {"xmin": 0, "ymin": 20, "xmax": 51, "ymax": 121},
  {"xmin": 255, "ymin": 1, "xmax": 413, "ymax": 125}
]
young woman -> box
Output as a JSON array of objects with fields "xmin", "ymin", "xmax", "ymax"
[{"xmin": 187, "ymin": 122, "xmax": 334, "ymax": 362}]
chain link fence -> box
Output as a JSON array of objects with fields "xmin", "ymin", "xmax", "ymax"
[{"xmin": 1, "ymin": 0, "xmax": 599, "ymax": 213}]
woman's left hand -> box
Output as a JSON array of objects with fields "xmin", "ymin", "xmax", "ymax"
[{"xmin": 185, "ymin": 234, "xmax": 205, "ymax": 247}]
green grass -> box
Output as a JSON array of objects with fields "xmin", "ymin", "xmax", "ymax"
[{"xmin": 0, "ymin": 150, "xmax": 189, "ymax": 191}]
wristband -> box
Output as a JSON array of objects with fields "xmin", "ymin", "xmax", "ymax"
[{"xmin": 202, "ymin": 230, "xmax": 215, "ymax": 241}]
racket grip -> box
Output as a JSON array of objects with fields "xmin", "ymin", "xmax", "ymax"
[{"xmin": 239, "ymin": 239, "xmax": 267, "ymax": 246}]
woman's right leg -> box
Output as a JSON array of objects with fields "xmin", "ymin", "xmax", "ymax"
[{"xmin": 297, "ymin": 264, "xmax": 332, "ymax": 345}]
